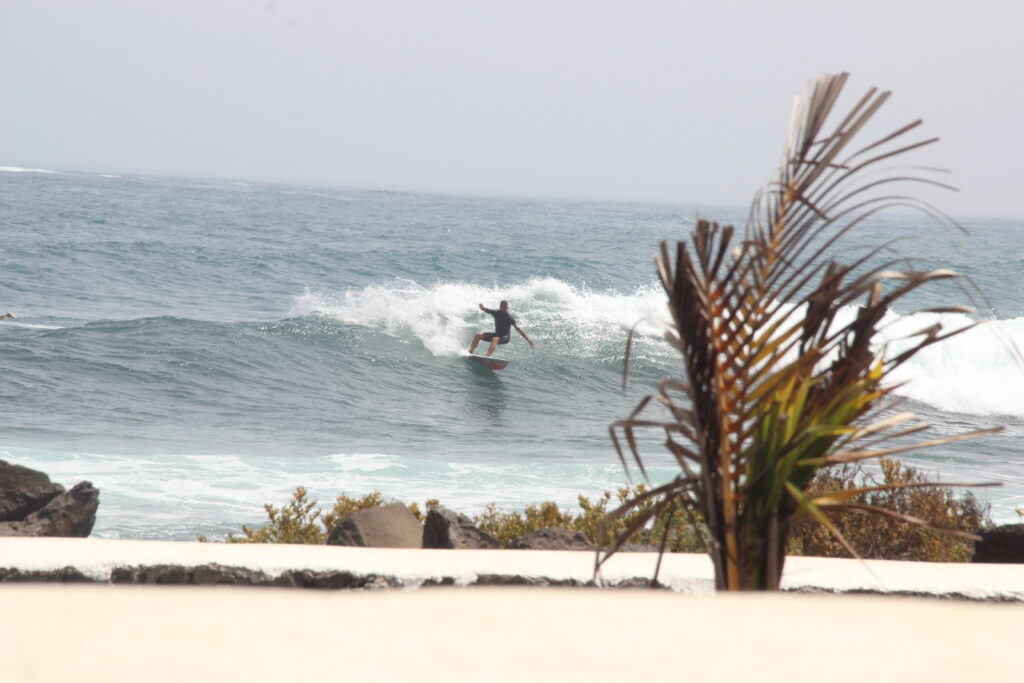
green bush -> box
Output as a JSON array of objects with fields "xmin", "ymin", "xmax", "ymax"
[
  {"xmin": 207, "ymin": 488, "xmax": 393, "ymax": 545},
  {"xmin": 473, "ymin": 485, "xmax": 703, "ymax": 551},
  {"xmin": 787, "ymin": 458, "xmax": 990, "ymax": 562}
]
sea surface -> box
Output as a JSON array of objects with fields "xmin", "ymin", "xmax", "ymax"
[{"xmin": 2, "ymin": 166, "xmax": 1023, "ymax": 540}]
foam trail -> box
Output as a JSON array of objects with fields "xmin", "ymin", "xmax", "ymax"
[
  {"xmin": 1, "ymin": 322, "xmax": 65, "ymax": 330},
  {"xmin": 0, "ymin": 166, "xmax": 59, "ymax": 174}
]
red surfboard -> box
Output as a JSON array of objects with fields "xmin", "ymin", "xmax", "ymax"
[{"xmin": 467, "ymin": 354, "xmax": 509, "ymax": 371}]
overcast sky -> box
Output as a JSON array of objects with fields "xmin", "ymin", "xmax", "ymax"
[{"xmin": 2, "ymin": 0, "xmax": 1021, "ymax": 217}]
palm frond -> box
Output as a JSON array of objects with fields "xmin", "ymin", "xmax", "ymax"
[{"xmin": 607, "ymin": 73, "xmax": 1000, "ymax": 590}]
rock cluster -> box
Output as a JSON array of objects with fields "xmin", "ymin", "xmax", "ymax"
[
  {"xmin": 322, "ymin": 501, "xmax": 593, "ymax": 552},
  {"xmin": 0, "ymin": 460, "xmax": 99, "ymax": 537}
]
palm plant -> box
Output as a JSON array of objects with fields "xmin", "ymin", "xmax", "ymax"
[{"xmin": 604, "ymin": 72, "xmax": 1000, "ymax": 590}]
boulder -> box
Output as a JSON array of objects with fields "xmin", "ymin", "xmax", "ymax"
[
  {"xmin": 509, "ymin": 527, "xmax": 595, "ymax": 551},
  {"xmin": 0, "ymin": 481, "xmax": 99, "ymax": 537},
  {"xmin": 0, "ymin": 459, "xmax": 64, "ymax": 521},
  {"xmin": 972, "ymin": 524, "xmax": 1024, "ymax": 563},
  {"xmin": 326, "ymin": 502, "xmax": 422, "ymax": 548},
  {"xmin": 422, "ymin": 506, "xmax": 500, "ymax": 549}
]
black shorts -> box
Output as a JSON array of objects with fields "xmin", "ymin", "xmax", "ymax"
[{"xmin": 482, "ymin": 332, "xmax": 510, "ymax": 345}]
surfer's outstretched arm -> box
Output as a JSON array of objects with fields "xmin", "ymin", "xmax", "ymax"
[{"xmin": 515, "ymin": 325, "xmax": 535, "ymax": 348}]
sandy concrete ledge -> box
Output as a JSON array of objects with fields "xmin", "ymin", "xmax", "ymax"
[
  {"xmin": 2, "ymin": 537, "xmax": 1024, "ymax": 600},
  {"xmin": 2, "ymin": 585, "xmax": 1023, "ymax": 683}
]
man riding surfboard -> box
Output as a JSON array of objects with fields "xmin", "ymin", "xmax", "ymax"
[{"xmin": 469, "ymin": 300, "xmax": 535, "ymax": 357}]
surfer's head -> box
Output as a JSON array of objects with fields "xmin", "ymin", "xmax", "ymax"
[{"xmin": 499, "ymin": 300, "xmax": 508, "ymax": 311}]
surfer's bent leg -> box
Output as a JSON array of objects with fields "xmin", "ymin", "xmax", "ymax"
[
  {"xmin": 485, "ymin": 334, "xmax": 510, "ymax": 357},
  {"xmin": 471, "ymin": 332, "xmax": 496, "ymax": 354}
]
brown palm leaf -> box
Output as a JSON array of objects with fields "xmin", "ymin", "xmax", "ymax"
[{"xmin": 602, "ymin": 73, "xmax": 1001, "ymax": 590}]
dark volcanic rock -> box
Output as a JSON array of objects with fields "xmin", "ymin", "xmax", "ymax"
[
  {"xmin": 0, "ymin": 481, "xmax": 99, "ymax": 537},
  {"xmin": 472, "ymin": 574, "xmax": 588, "ymax": 587},
  {"xmin": 192, "ymin": 564, "xmax": 277, "ymax": 586},
  {"xmin": 283, "ymin": 570, "xmax": 398, "ymax": 590},
  {"xmin": 110, "ymin": 563, "xmax": 280, "ymax": 586},
  {"xmin": 103, "ymin": 565, "xmax": 400, "ymax": 589},
  {"xmin": 132, "ymin": 564, "xmax": 191, "ymax": 585},
  {"xmin": 509, "ymin": 527, "xmax": 595, "ymax": 551},
  {"xmin": 326, "ymin": 502, "xmax": 423, "ymax": 548},
  {"xmin": 422, "ymin": 506, "xmax": 500, "ymax": 549},
  {"xmin": 972, "ymin": 524, "xmax": 1024, "ymax": 563},
  {"xmin": 0, "ymin": 566, "xmax": 96, "ymax": 583},
  {"xmin": 0, "ymin": 459, "xmax": 64, "ymax": 522}
]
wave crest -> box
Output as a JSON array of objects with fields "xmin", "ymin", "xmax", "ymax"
[{"xmin": 291, "ymin": 278, "xmax": 1024, "ymax": 416}]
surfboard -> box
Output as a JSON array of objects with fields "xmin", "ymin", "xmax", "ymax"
[{"xmin": 467, "ymin": 354, "xmax": 509, "ymax": 371}]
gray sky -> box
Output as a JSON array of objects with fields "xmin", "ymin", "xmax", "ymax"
[{"xmin": 2, "ymin": 0, "xmax": 1021, "ymax": 217}]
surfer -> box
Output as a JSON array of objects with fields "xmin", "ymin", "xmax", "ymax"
[
  {"xmin": 469, "ymin": 301, "xmax": 535, "ymax": 357},
  {"xmin": 0, "ymin": 312, "xmax": 15, "ymax": 320}
]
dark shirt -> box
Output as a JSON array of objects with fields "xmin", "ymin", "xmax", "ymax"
[{"xmin": 487, "ymin": 309, "xmax": 516, "ymax": 337}]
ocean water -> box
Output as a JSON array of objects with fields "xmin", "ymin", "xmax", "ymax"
[{"xmin": 1, "ymin": 167, "xmax": 1022, "ymax": 540}]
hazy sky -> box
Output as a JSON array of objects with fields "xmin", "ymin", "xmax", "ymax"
[{"xmin": 2, "ymin": 0, "xmax": 1021, "ymax": 216}]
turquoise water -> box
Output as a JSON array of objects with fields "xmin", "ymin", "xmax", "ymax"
[{"xmin": 2, "ymin": 166, "xmax": 1022, "ymax": 539}]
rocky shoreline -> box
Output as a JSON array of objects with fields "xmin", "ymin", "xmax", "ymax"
[
  {"xmin": 4, "ymin": 458, "xmax": 1024, "ymax": 601},
  {"xmin": 0, "ymin": 459, "xmax": 99, "ymax": 538}
]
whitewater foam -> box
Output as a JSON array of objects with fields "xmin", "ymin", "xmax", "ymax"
[
  {"xmin": 291, "ymin": 278, "xmax": 670, "ymax": 359},
  {"xmin": 883, "ymin": 314, "xmax": 1024, "ymax": 416},
  {"xmin": 771, "ymin": 303, "xmax": 1024, "ymax": 416}
]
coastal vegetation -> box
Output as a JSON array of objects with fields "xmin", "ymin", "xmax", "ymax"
[
  {"xmin": 789, "ymin": 459, "xmax": 988, "ymax": 562},
  {"xmin": 606, "ymin": 72, "xmax": 1000, "ymax": 590},
  {"xmin": 208, "ymin": 484, "xmax": 699, "ymax": 551},
  {"xmin": 214, "ymin": 456, "xmax": 989, "ymax": 563}
]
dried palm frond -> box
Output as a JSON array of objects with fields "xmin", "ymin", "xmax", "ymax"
[{"xmin": 603, "ymin": 73, "xmax": 1001, "ymax": 591}]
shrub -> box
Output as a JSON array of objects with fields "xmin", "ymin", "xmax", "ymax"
[
  {"xmin": 217, "ymin": 488, "xmax": 393, "ymax": 545},
  {"xmin": 788, "ymin": 459, "xmax": 990, "ymax": 562},
  {"xmin": 224, "ymin": 486, "xmax": 325, "ymax": 544},
  {"xmin": 474, "ymin": 500, "xmax": 575, "ymax": 546}
]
